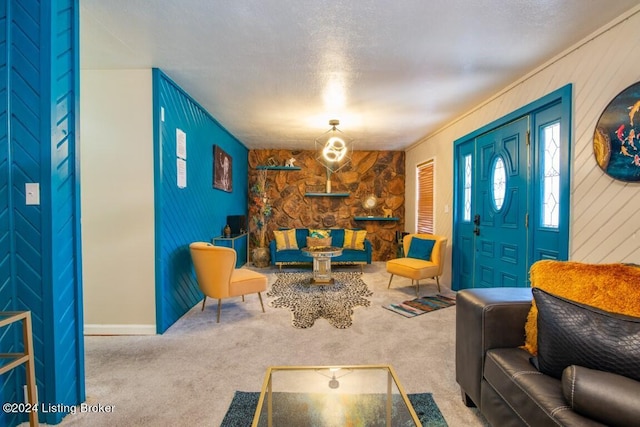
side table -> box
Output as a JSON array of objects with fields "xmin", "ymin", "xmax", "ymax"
[
  {"xmin": 212, "ymin": 233, "xmax": 248, "ymax": 267},
  {"xmin": 301, "ymin": 246, "xmax": 343, "ymax": 284}
]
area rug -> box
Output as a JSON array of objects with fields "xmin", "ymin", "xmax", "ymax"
[
  {"xmin": 221, "ymin": 390, "xmax": 448, "ymax": 427},
  {"xmin": 267, "ymin": 271, "xmax": 373, "ymax": 329},
  {"xmin": 383, "ymin": 294, "xmax": 456, "ymax": 318}
]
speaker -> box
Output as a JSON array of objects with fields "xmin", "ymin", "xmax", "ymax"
[{"xmin": 226, "ymin": 215, "xmax": 247, "ymax": 235}]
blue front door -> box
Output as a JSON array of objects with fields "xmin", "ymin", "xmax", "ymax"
[
  {"xmin": 454, "ymin": 118, "xmax": 530, "ymax": 289},
  {"xmin": 452, "ymin": 86, "xmax": 572, "ymax": 290}
]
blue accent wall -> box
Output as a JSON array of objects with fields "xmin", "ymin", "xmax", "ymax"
[
  {"xmin": 0, "ymin": 1, "xmax": 83, "ymax": 425},
  {"xmin": 152, "ymin": 69, "xmax": 248, "ymax": 333}
]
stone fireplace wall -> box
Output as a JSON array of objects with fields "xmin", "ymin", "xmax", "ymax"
[{"xmin": 248, "ymin": 149, "xmax": 405, "ymax": 261}]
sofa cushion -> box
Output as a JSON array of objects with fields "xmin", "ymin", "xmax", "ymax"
[
  {"xmin": 524, "ymin": 261, "xmax": 640, "ymax": 355},
  {"xmin": 562, "ymin": 365, "xmax": 640, "ymax": 427},
  {"xmin": 533, "ymin": 288, "xmax": 640, "ymax": 382},
  {"xmin": 273, "ymin": 229, "xmax": 299, "ymax": 250},
  {"xmin": 406, "ymin": 237, "xmax": 435, "ymax": 260},
  {"xmin": 343, "ymin": 229, "xmax": 366, "ymax": 250}
]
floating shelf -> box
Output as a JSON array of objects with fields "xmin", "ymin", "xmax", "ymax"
[
  {"xmin": 354, "ymin": 216, "xmax": 400, "ymax": 221},
  {"xmin": 305, "ymin": 192, "xmax": 350, "ymax": 197},
  {"xmin": 256, "ymin": 166, "xmax": 301, "ymax": 171}
]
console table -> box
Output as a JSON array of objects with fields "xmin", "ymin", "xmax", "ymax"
[{"xmin": 212, "ymin": 233, "xmax": 248, "ymax": 267}]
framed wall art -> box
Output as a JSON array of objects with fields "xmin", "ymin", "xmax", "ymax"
[
  {"xmin": 593, "ymin": 81, "xmax": 640, "ymax": 182},
  {"xmin": 213, "ymin": 145, "xmax": 232, "ymax": 192}
]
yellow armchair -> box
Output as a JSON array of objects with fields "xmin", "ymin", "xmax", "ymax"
[
  {"xmin": 189, "ymin": 242, "xmax": 267, "ymax": 323},
  {"xmin": 386, "ymin": 234, "xmax": 447, "ymax": 295}
]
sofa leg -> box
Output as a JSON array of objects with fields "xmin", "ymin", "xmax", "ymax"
[
  {"xmin": 217, "ymin": 299, "xmax": 222, "ymax": 323},
  {"xmin": 387, "ymin": 274, "xmax": 394, "ymax": 289},
  {"xmin": 201, "ymin": 296, "xmax": 207, "ymax": 311},
  {"xmin": 258, "ymin": 292, "xmax": 265, "ymax": 313},
  {"xmin": 461, "ymin": 389, "xmax": 476, "ymax": 408},
  {"xmin": 415, "ymin": 280, "xmax": 420, "ymax": 296},
  {"xmin": 436, "ymin": 276, "xmax": 441, "ymax": 293}
]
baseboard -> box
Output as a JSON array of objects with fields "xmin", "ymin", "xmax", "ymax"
[{"xmin": 84, "ymin": 324, "xmax": 156, "ymax": 335}]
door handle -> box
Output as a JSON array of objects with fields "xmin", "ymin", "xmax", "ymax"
[
  {"xmin": 473, "ymin": 214, "xmax": 480, "ymax": 226},
  {"xmin": 473, "ymin": 227, "xmax": 480, "ymax": 236}
]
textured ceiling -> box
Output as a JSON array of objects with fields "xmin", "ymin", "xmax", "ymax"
[{"xmin": 80, "ymin": 0, "xmax": 640, "ymax": 150}]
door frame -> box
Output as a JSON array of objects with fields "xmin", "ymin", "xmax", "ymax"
[{"xmin": 452, "ymin": 85, "xmax": 572, "ymax": 290}]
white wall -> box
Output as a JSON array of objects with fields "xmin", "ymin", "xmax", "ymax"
[
  {"xmin": 81, "ymin": 69, "xmax": 156, "ymax": 334},
  {"xmin": 406, "ymin": 7, "xmax": 640, "ymax": 287}
]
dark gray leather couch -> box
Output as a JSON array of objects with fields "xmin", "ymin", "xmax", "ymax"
[{"xmin": 455, "ymin": 288, "xmax": 640, "ymax": 427}]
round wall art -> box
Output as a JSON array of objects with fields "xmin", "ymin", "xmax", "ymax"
[{"xmin": 593, "ymin": 81, "xmax": 640, "ymax": 182}]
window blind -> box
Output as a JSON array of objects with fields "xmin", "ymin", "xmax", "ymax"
[{"xmin": 417, "ymin": 160, "xmax": 434, "ymax": 234}]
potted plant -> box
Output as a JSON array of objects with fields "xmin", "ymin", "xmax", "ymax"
[{"xmin": 250, "ymin": 169, "xmax": 272, "ymax": 267}]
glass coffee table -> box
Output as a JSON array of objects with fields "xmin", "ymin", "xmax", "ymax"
[
  {"xmin": 251, "ymin": 365, "xmax": 420, "ymax": 426},
  {"xmin": 301, "ymin": 246, "xmax": 343, "ymax": 284}
]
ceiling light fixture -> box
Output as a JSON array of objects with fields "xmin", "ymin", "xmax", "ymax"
[{"xmin": 315, "ymin": 120, "xmax": 353, "ymax": 193}]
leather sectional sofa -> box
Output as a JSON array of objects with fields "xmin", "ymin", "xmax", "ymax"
[
  {"xmin": 269, "ymin": 228, "xmax": 372, "ymax": 269},
  {"xmin": 456, "ymin": 286, "xmax": 640, "ymax": 426}
]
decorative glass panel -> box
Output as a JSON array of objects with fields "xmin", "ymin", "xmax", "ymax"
[
  {"xmin": 463, "ymin": 154, "xmax": 472, "ymax": 222},
  {"xmin": 542, "ymin": 122, "xmax": 560, "ymax": 228},
  {"xmin": 492, "ymin": 156, "xmax": 506, "ymax": 211}
]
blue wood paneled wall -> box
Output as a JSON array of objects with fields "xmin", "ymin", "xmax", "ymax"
[
  {"xmin": 0, "ymin": 1, "xmax": 83, "ymax": 425},
  {"xmin": 153, "ymin": 69, "xmax": 248, "ymax": 333}
]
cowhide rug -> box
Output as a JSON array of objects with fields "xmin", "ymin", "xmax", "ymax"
[{"xmin": 267, "ymin": 271, "xmax": 373, "ymax": 329}]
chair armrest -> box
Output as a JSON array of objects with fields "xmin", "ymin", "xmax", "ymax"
[{"xmin": 455, "ymin": 288, "xmax": 532, "ymax": 408}]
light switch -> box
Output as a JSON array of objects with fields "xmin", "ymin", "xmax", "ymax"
[{"xmin": 26, "ymin": 183, "xmax": 40, "ymax": 205}]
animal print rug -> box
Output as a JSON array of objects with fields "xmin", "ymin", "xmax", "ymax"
[{"xmin": 267, "ymin": 271, "xmax": 373, "ymax": 329}]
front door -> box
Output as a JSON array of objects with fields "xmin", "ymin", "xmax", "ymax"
[
  {"xmin": 452, "ymin": 86, "xmax": 572, "ymax": 290},
  {"xmin": 474, "ymin": 117, "xmax": 529, "ymax": 287},
  {"xmin": 453, "ymin": 118, "xmax": 529, "ymax": 289}
]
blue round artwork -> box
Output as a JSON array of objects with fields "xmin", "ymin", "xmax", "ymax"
[{"xmin": 593, "ymin": 81, "xmax": 640, "ymax": 182}]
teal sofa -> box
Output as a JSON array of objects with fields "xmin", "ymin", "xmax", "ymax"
[{"xmin": 269, "ymin": 228, "xmax": 372, "ymax": 269}]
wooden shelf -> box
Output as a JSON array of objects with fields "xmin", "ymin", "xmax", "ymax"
[
  {"xmin": 354, "ymin": 216, "xmax": 400, "ymax": 221},
  {"xmin": 256, "ymin": 166, "xmax": 301, "ymax": 171},
  {"xmin": 305, "ymin": 192, "xmax": 350, "ymax": 197}
]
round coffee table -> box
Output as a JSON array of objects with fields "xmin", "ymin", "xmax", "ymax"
[{"xmin": 301, "ymin": 246, "xmax": 343, "ymax": 284}]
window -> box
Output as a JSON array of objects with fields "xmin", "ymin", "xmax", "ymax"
[
  {"xmin": 417, "ymin": 160, "xmax": 434, "ymax": 233},
  {"xmin": 491, "ymin": 156, "xmax": 506, "ymax": 211},
  {"xmin": 463, "ymin": 154, "xmax": 472, "ymax": 221},
  {"xmin": 542, "ymin": 122, "xmax": 560, "ymax": 228}
]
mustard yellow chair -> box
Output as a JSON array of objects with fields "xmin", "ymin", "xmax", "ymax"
[
  {"xmin": 189, "ymin": 242, "xmax": 267, "ymax": 323},
  {"xmin": 386, "ymin": 234, "xmax": 447, "ymax": 295}
]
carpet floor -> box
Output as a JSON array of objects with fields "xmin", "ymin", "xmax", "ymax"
[{"xmin": 28, "ymin": 262, "xmax": 488, "ymax": 427}]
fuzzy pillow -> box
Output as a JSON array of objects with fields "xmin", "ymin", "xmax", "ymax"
[
  {"xmin": 273, "ymin": 229, "xmax": 299, "ymax": 251},
  {"xmin": 343, "ymin": 229, "xmax": 367, "ymax": 250},
  {"xmin": 523, "ymin": 261, "xmax": 640, "ymax": 355}
]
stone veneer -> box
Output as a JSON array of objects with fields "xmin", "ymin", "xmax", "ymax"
[{"xmin": 248, "ymin": 149, "xmax": 405, "ymax": 261}]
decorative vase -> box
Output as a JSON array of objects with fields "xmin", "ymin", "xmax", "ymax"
[
  {"xmin": 252, "ymin": 247, "xmax": 270, "ymax": 268},
  {"xmin": 223, "ymin": 224, "xmax": 231, "ymax": 237}
]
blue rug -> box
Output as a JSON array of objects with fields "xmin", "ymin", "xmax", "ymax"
[{"xmin": 221, "ymin": 390, "xmax": 447, "ymax": 426}]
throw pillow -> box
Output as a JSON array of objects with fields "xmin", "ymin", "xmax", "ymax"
[
  {"xmin": 309, "ymin": 229, "xmax": 331, "ymax": 238},
  {"xmin": 343, "ymin": 229, "xmax": 367, "ymax": 250},
  {"xmin": 273, "ymin": 229, "xmax": 299, "ymax": 251},
  {"xmin": 523, "ymin": 260, "xmax": 640, "ymax": 355},
  {"xmin": 532, "ymin": 288, "xmax": 640, "ymax": 381},
  {"xmin": 406, "ymin": 237, "xmax": 436, "ymax": 260},
  {"xmin": 561, "ymin": 365, "xmax": 640, "ymax": 427}
]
